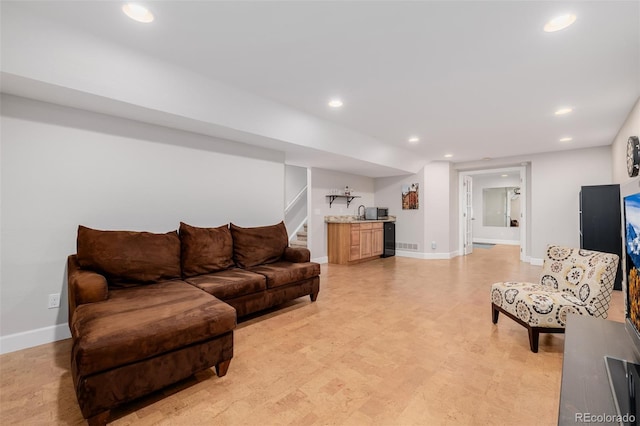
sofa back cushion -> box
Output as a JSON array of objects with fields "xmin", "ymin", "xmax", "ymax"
[
  {"xmin": 230, "ymin": 221, "xmax": 288, "ymax": 268},
  {"xmin": 77, "ymin": 225, "xmax": 181, "ymax": 286},
  {"xmin": 179, "ymin": 222, "xmax": 234, "ymax": 277}
]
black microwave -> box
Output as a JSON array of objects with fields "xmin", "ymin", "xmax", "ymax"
[{"xmin": 365, "ymin": 207, "xmax": 389, "ymax": 220}]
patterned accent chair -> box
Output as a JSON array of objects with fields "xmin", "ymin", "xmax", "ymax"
[{"xmin": 491, "ymin": 245, "xmax": 619, "ymax": 352}]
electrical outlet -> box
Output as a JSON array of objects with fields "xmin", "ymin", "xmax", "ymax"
[
  {"xmin": 48, "ymin": 293, "xmax": 60, "ymax": 309},
  {"xmin": 431, "ymin": 241, "xmax": 437, "ymax": 249}
]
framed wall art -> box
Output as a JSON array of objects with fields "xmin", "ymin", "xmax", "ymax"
[{"xmin": 402, "ymin": 183, "xmax": 419, "ymax": 210}]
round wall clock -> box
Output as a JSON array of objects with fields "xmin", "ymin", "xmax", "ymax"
[{"xmin": 627, "ymin": 136, "xmax": 640, "ymax": 177}]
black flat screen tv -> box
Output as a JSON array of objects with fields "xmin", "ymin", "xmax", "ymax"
[
  {"xmin": 623, "ymin": 192, "xmax": 640, "ymax": 351},
  {"xmin": 605, "ymin": 192, "xmax": 640, "ymax": 426}
]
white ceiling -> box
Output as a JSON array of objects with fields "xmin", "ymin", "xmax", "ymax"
[{"xmin": 2, "ymin": 1, "xmax": 639, "ymax": 176}]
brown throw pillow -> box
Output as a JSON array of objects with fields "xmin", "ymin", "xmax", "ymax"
[
  {"xmin": 179, "ymin": 222, "xmax": 234, "ymax": 277},
  {"xmin": 76, "ymin": 225, "xmax": 181, "ymax": 285},
  {"xmin": 230, "ymin": 221, "xmax": 288, "ymax": 268}
]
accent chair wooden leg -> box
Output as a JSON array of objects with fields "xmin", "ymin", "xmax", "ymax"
[
  {"xmin": 492, "ymin": 304, "xmax": 499, "ymax": 324},
  {"xmin": 87, "ymin": 410, "xmax": 110, "ymax": 426},
  {"xmin": 310, "ymin": 292, "xmax": 318, "ymax": 302},
  {"xmin": 528, "ymin": 327, "xmax": 539, "ymax": 353},
  {"xmin": 215, "ymin": 359, "xmax": 231, "ymax": 377}
]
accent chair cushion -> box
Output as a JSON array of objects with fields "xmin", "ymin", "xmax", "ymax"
[
  {"xmin": 179, "ymin": 222, "xmax": 234, "ymax": 277},
  {"xmin": 230, "ymin": 222, "xmax": 288, "ymax": 268},
  {"xmin": 491, "ymin": 282, "xmax": 592, "ymax": 328},
  {"xmin": 76, "ymin": 225, "xmax": 181, "ymax": 285}
]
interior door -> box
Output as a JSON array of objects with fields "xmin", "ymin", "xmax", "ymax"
[{"xmin": 463, "ymin": 175, "xmax": 474, "ymax": 255}]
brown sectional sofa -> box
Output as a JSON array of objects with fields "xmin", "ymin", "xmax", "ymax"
[{"xmin": 68, "ymin": 221, "xmax": 320, "ymax": 425}]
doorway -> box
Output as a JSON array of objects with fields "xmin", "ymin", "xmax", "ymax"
[{"xmin": 459, "ymin": 166, "xmax": 528, "ymax": 262}]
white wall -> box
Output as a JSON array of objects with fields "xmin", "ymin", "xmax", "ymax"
[
  {"xmin": 472, "ymin": 174, "xmax": 521, "ymax": 243},
  {"xmin": 308, "ymin": 168, "xmax": 375, "ymax": 262},
  {"xmin": 424, "ymin": 162, "xmax": 454, "ymax": 256},
  {"xmin": 449, "ymin": 165, "xmax": 459, "ymax": 255},
  {"xmin": 374, "ymin": 162, "xmax": 455, "ymax": 259},
  {"xmin": 613, "ymin": 97, "xmax": 640, "ymax": 184},
  {"xmin": 285, "ymin": 165, "xmax": 307, "ymax": 204},
  {"xmin": 529, "ymin": 146, "xmax": 612, "ymax": 257},
  {"xmin": 456, "ymin": 146, "xmax": 612, "ymax": 262},
  {"xmin": 375, "ymin": 145, "xmax": 612, "ymax": 263},
  {"xmin": 375, "ymin": 168, "xmax": 426, "ymax": 254},
  {"xmin": 0, "ymin": 95, "xmax": 285, "ymax": 353},
  {"xmin": 616, "ymin": 97, "xmax": 640, "ymax": 202}
]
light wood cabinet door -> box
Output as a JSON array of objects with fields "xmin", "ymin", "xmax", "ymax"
[
  {"xmin": 360, "ymin": 228, "xmax": 373, "ymax": 258},
  {"xmin": 372, "ymin": 223, "xmax": 384, "ymax": 256},
  {"xmin": 328, "ymin": 222, "xmax": 387, "ymax": 264},
  {"xmin": 350, "ymin": 224, "xmax": 361, "ymax": 261}
]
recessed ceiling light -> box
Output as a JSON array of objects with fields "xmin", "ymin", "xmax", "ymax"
[
  {"xmin": 555, "ymin": 107, "xmax": 573, "ymax": 115},
  {"xmin": 444, "ymin": 154, "xmax": 453, "ymax": 158},
  {"xmin": 408, "ymin": 137, "xmax": 420, "ymax": 143},
  {"xmin": 328, "ymin": 99, "xmax": 343, "ymax": 108},
  {"xmin": 482, "ymin": 157, "xmax": 492, "ymax": 161},
  {"xmin": 559, "ymin": 137, "xmax": 573, "ymax": 142},
  {"xmin": 544, "ymin": 14, "xmax": 577, "ymax": 32},
  {"xmin": 122, "ymin": 3, "xmax": 154, "ymax": 23},
  {"xmin": 501, "ymin": 174, "xmax": 508, "ymax": 177}
]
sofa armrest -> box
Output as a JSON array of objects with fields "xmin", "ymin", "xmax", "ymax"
[
  {"xmin": 67, "ymin": 255, "xmax": 108, "ymax": 323},
  {"xmin": 282, "ymin": 247, "xmax": 311, "ymax": 263}
]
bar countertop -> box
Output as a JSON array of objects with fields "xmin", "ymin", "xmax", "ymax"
[{"xmin": 324, "ymin": 215, "xmax": 396, "ymax": 223}]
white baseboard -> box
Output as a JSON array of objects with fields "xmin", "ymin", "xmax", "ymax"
[
  {"xmin": 529, "ymin": 257, "xmax": 544, "ymax": 266},
  {"xmin": 425, "ymin": 252, "xmax": 456, "ymax": 260},
  {"xmin": 473, "ymin": 238, "xmax": 520, "ymax": 246},
  {"xmin": 312, "ymin": 256, "xmax": 328, "ymax": 264},
  {"xmin": 395, "ymin": 250, "xmax": 426, "ymax": 259},
  {"xmin": 396, "ymin": 251, "xmax": 456, "ymax": 260},
  {"xmin": 0, "ymin": 323, "xmax": 71, "ymax": 355}
]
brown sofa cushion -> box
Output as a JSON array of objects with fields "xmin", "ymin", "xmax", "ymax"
[
  {"xmin": 282, "ymin": 247, "xmax": 311, "ymax": 263},
  {"xmin": 249, "ymin": 261, "xmax": 321, "ymax": 289},
  {"xmin": 71, "ymin": 280, "xmax": 236, "ymax": 377},
  {"xmin": 186, "ymin": 268, "xmax": 267, "ymax": 300},
  {"xmin": 76, "ymin": 225, "xmax": 181, "ymax": 285},
  {"xmin": 69, "ymin": 268, "xmax": 108, "ymax": 306},
  {"xmin": 179, "ymin": 222, "xmax": 234, "ymax": 277},
  {"xmin": 230, "ymin": 222, "xmax": 288, "ymax": 268}
]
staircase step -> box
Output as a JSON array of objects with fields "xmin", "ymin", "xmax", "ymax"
[{"xmin": 289, "ymin": 222, "xmax": 308, "ymax": 248}]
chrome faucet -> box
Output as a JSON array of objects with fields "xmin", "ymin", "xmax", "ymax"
[{"xmin": 357, "ymin": 205, "xmax": 365, "ymax": 220}]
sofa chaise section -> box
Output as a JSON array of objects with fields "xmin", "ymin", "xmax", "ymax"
[{"xmin": 68, "ymin": 228, "xmax": 236, "ymax": 425}]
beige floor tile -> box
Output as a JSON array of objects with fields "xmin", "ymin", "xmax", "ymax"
[{"xmin": 0, "ymin": 245, "xmax": 625, "ymax": 425}]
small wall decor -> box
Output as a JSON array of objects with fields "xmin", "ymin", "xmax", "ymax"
[
  {"xmin": 402, "ymin": 183, "xmax": 419, "ymax": 209},
  {"xmin": 627, "ymin": 136, "xmax": 640, "ymax": 177}
]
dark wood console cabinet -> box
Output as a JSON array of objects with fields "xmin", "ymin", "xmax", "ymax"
[{"xmin": 559, "ymin": 315, "xmax": 638, "ymax": 425}]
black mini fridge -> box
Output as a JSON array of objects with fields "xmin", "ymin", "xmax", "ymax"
[{"xmin": 383, "ymin": 222, "xmax": 395, "ymax": 258}]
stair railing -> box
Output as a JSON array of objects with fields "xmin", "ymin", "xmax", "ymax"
[
  {"xmin": 285, "ymin": 185, "xmax": 307, "ymax": 215},
  {"xmin": 285, "ymin": 185, "xmax": 308, "ymax": 244}
]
